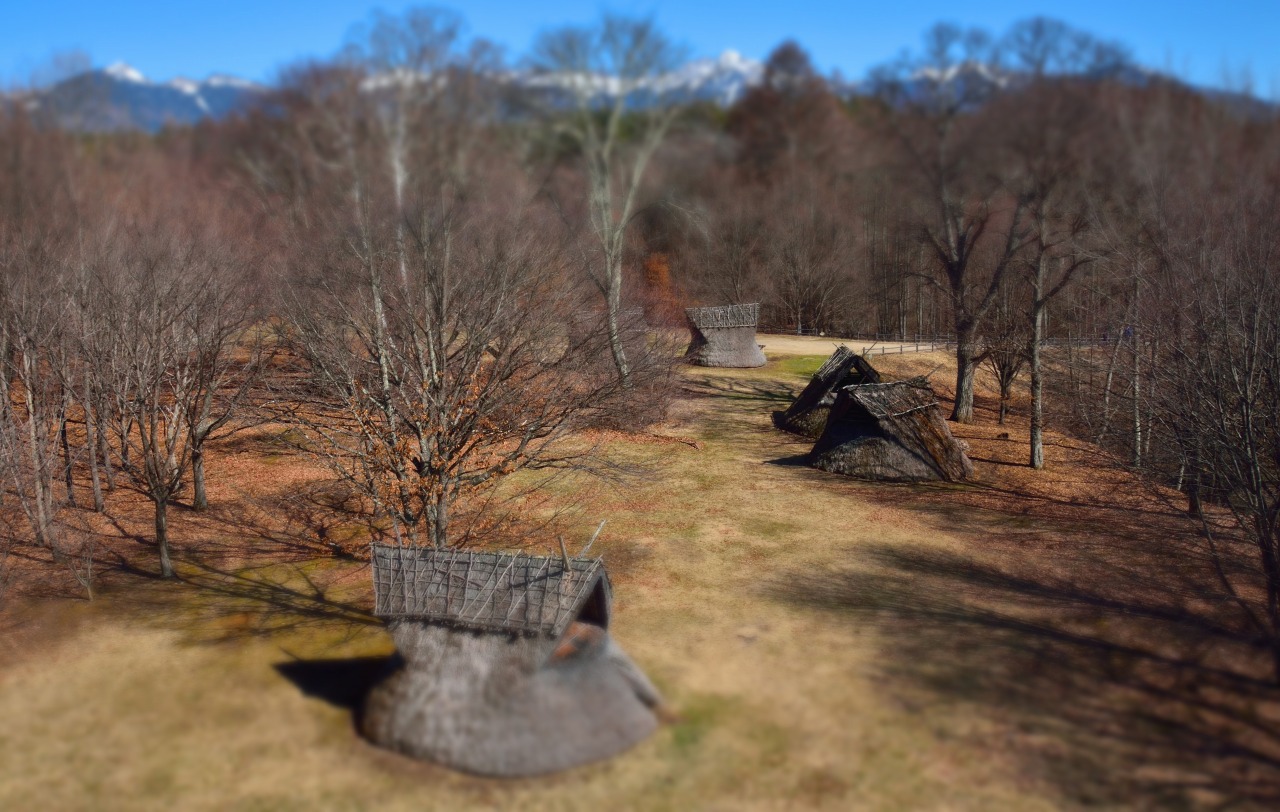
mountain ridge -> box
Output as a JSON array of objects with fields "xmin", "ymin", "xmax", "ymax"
[{"xmin": 13, "ymin": 52, "xmax": 1272, "ymax": 133}]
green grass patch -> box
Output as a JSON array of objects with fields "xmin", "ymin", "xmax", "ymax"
[
  {"xmin": 773, "ymin": 355, "xmax": 830, "ymax": 379},
  {"xmin": 670, "ymin": 693, "xmax": 737, "ymax": 756}
]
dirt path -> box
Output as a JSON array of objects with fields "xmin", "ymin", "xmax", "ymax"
[{"xmin": 757, "ymin": 333, "xmax": 949, "ymax": 357}]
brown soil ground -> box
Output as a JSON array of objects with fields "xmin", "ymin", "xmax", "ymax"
[{"xmin": 0, "ymin": 348, "xmax": 1276, "ymax": 811}]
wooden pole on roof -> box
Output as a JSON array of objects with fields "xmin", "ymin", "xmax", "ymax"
[{"xmin": 579, "ymin": 520, "xmax": 606, "ymax": 557}]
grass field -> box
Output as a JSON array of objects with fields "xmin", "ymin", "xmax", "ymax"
[{"xmin": 0, "ymin": 349, "xmax": 1274, "ymax": 811}]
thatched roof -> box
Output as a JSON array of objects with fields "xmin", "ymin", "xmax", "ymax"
[
  {"xmin": 684, "ymin": 303, "xmax": 766, "ymax": 367},
  {"xmin": 371, "ymin": 545, "xmax": 609, "ymax": 639},
  {"xmin": 849, "ymin": 378, "xmax": 939, "ymax": 419},
  {"xmin": 773, "ymin": 346, "xmax": 882, "ymax": 437},
  {"xmin": 685, "ymin": 302, "xmax": 759, "ymax": 329},
  {"xmin": 809, "ymin": 378, "xmax": 974, "ymax": 482}
]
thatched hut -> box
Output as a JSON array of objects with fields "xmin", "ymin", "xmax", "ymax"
[
  {"xmin": 772, "ymin": 345, "xmax": 882, "ymax": 438},
  {"xmin": 684, "ymin": 303, "xmax": 767, "ymax": 368},
  {"xmin": 809, "ymin": 378, "xmax": 974, "ymax": 482},
  {"xmin": 361, "ymin": 544, "xmax": 662, "ymax": 777}
]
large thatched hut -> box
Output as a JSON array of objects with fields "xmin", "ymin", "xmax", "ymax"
[
  {"xmin": 360, "ymin": 544, "xmax": 662, "ymax": 777},
  {"xmin": 809, "ymin": 378, "xmax": 973, "ymax": 482},
  {"xmin": 773, "ymin": 345, "xmax": 882, "ymax": 438},
  {"xmin": 684, "ymin": 303, "xmax": 766, "ymax": 367}
]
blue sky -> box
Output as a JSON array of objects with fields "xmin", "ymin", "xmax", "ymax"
[{"xmin": 4, "ymin": 1, "xmax": 1278, "ymax": 94}]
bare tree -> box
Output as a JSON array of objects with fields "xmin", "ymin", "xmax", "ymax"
[
  {"xmin": 0, "ymin": 104, "xmax": 96, "ymax": 596},
  {"xmin": 981, "ymin": 291, "xmax": 1029, "ymax": 426},
  {"xmin": 92, "ymin": 218, "xmax": 245, "ymax": 577},
  {"xmin": 0, "ymin": 535, "xmax": 11, "ymax": 608},
  {"xmin": 257, "ymin": 19, "xmax": 650, "ymax": 550},
  {"xmin": 0, "ymin": 274, "xmax": 95, "ymax": 596},
  {"xmin": 179, "ymin": 254, "xmax": 268, "ymax": 511},
  {"xmin": 530, "ymin": 14, "xmax": 686, "ymax": 385},
  {"xmin": 0, "ymin": 256, "xmax": 65, "ymax": 554},
  {"xmin": 693, "ymin": 199, "xmax": 765, "ymax": 306},
  {"xmin": 1151, "ymin": 209, "xmax": 1280, "ymax": 680},
  {"xmin": 871, "ymin": 24, "xmax": 1031, "ymax": 423},
  {"xmin": 766, "ymin": 179, "xmax": 853, "ymax": 334},
  {"xmin": 284, "ymin": 190, "xmax": 634, "ymax": 549},
  {"xmin": 998, "ymin": 18, "xmax": 1123, "ymax": 466},
  {"xmin": 0, "ymin": 256, "xmax": 92, "ymax": 602},
  {"xmin": 340, "ymin": 8, "xmax": 497, "ymax": 290}
]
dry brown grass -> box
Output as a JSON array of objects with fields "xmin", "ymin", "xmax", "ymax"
[{"xmin": 1, "ymin": 348, "xmax": 1276, "ymax": 810}]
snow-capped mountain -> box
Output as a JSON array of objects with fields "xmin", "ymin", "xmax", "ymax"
[
  {"xmin": 870, "ymin": 61, "xmax": 1013, "ymax": 110},
  {"xmin": 26, "ymin": 52, "xmax": 764, "ymax": 132},
  {"xmin": 17, "ymin": 51, "xmax": 1270, "ymax": 133},
  {"xmin": 388, "ymin": 50, "xmax": 767, "ymax": 110},
  {"xmin": 651, "ymin": 49, "xmax": 765, "ymax": 106},
  {"xmin": 26, "ymin": 62, "xmax": 266, "ymax": 132},
  {"xmin": 512, "ymin": 49, "xmax": 764, "ymax": 112}
]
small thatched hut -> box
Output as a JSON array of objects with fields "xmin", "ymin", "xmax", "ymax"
[
  {"xmin": 361, "ymin": 544, "xmax": 662, "ymax": 777},
  {"xmin": 684, "ymin": 303, "xmax": 767, "ymax": 367},
  {"xmin": 772, "ymin": 345, "xmax": 882, "ymax": 438},
  {"xmin": 809, "ymin": 378, "xmax": 974, "ymax": 482}
]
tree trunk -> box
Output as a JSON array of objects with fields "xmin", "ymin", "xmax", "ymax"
[
  {"xmin": 155, "ymin": 497, "xmax": 174, "ymax": 578},
  {"xmin": 1187, "ymin": 471, "xmax": 1203, "ymax": 518},
  {"xmin": 1259, "ymin": 521, "xmax": 1280, "ymax": 683},
  {"xmin": 58, "ymin": 401, "xmax": 75, "ymax": 506},
  {"xmin": 1185, "ymin": 443, "xmax": 1203, "ymax": 518},
  {"xmin": 1131, "ymin": 326, "xmax": 1142, "ymax": 467},
  {"xmin": 430, "ymin": 491, "xmax": 450, "ymax": 550},
  {"xmin": 97, "ymin": 395, "xmax": 115, "ymax": 490},
  {"xmin": 951, "ymin": 322, "xmax": 978, "ymax": 423},
  {"xmin": 22, "ymin": 380, "xmax": 53, "ymax": 548},
  {"xmin": 1097, "ymin": 323, "xmax": 1126, "ymax": 443},
  {"xmin": 191, "ymin": 443, "xmax": 208, "ymax": 510},
  {"xmin": 1029, "ymin": 306, "xmax": 1045, "ymax": 469},
  {"xmin": 84, "ymin": 377, "xmax": 104, "ymax": 512},
  {"xmin": 605, "ymin": 271, "xmax": 631, "ymax": 386}
]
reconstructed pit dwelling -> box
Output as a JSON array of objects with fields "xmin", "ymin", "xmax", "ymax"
[
  {"xmin": 361, "ymin": 544, "xmax": 662, "ymax": 777},
  {"xmin": 684, "ymin": 303, "xmax": 767, "ymax": 368},
  {"xmin": 809, "ymin": 378, "xmax": 974, "ymax": 482},
  {"xmin": 773, "ymin": 345, "xmax": 882, "ymax": 438}
]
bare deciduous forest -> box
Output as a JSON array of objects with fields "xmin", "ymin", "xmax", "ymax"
[{"xmin": 2, "ymin": 8, "xmax": 1280, "ymax": 810}]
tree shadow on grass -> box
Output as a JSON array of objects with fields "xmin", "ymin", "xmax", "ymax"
[
  {"xmin": 678, "ymin": 375, "xmax": 809, "ymax": 449},
  {"xmin": 184, "ymin": 481, "xmax": 380, "ymax": 563},
  {"xmin": 776, "ymin": 541, "xmax": 1280, "ymax": 810},
  {"xmin": 681, "ymin": 375, "xmax": 797, "ymax": 406},
  {"xmin": 172, "ymin": 557, "xmax": 381, "ymax": 643},
  {"xmin": 965, "ymin": 454, "xmax": 1028, "ymax": 467}
]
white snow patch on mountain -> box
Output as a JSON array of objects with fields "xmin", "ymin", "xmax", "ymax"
[
  {"xmin": 912, "ymin": 61, "xmax": 1009, "ymax": 87},
  {"xmin": 204, "ymin": 74, "xmax": 262, "ymax": 90},
  {"xmin": 359, "ymin": 67, "xmax": 445, "ymax": 92},
  {"xmin": 511, "ymin": 49, "xmax": 763, "ymax": 106},
  {"xmin": 104, "ymin": 62, "xmax": 147, "ymax": 83},
  {"xmin": 658, "ymin": 49, "xmax": 764, "ymax": 104}
]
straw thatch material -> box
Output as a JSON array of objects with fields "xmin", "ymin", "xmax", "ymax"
[
  {"xmin": 684, "ymin": 303, "xmax": 766, "ymax": 367},
  {"xmin": 361, "ymin": 545, "xmax": 661, "ymax": 777},
  {"xmin": 370, "ymin": 547, "xmax": 608, "ymax": 638},
  {"xmin": 772, "ymin": 346, "xmax": 882, "ymax": 438},
  {"xmin": 809, "ymin": 379, "xmax": 974, "ymax": 482}
]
